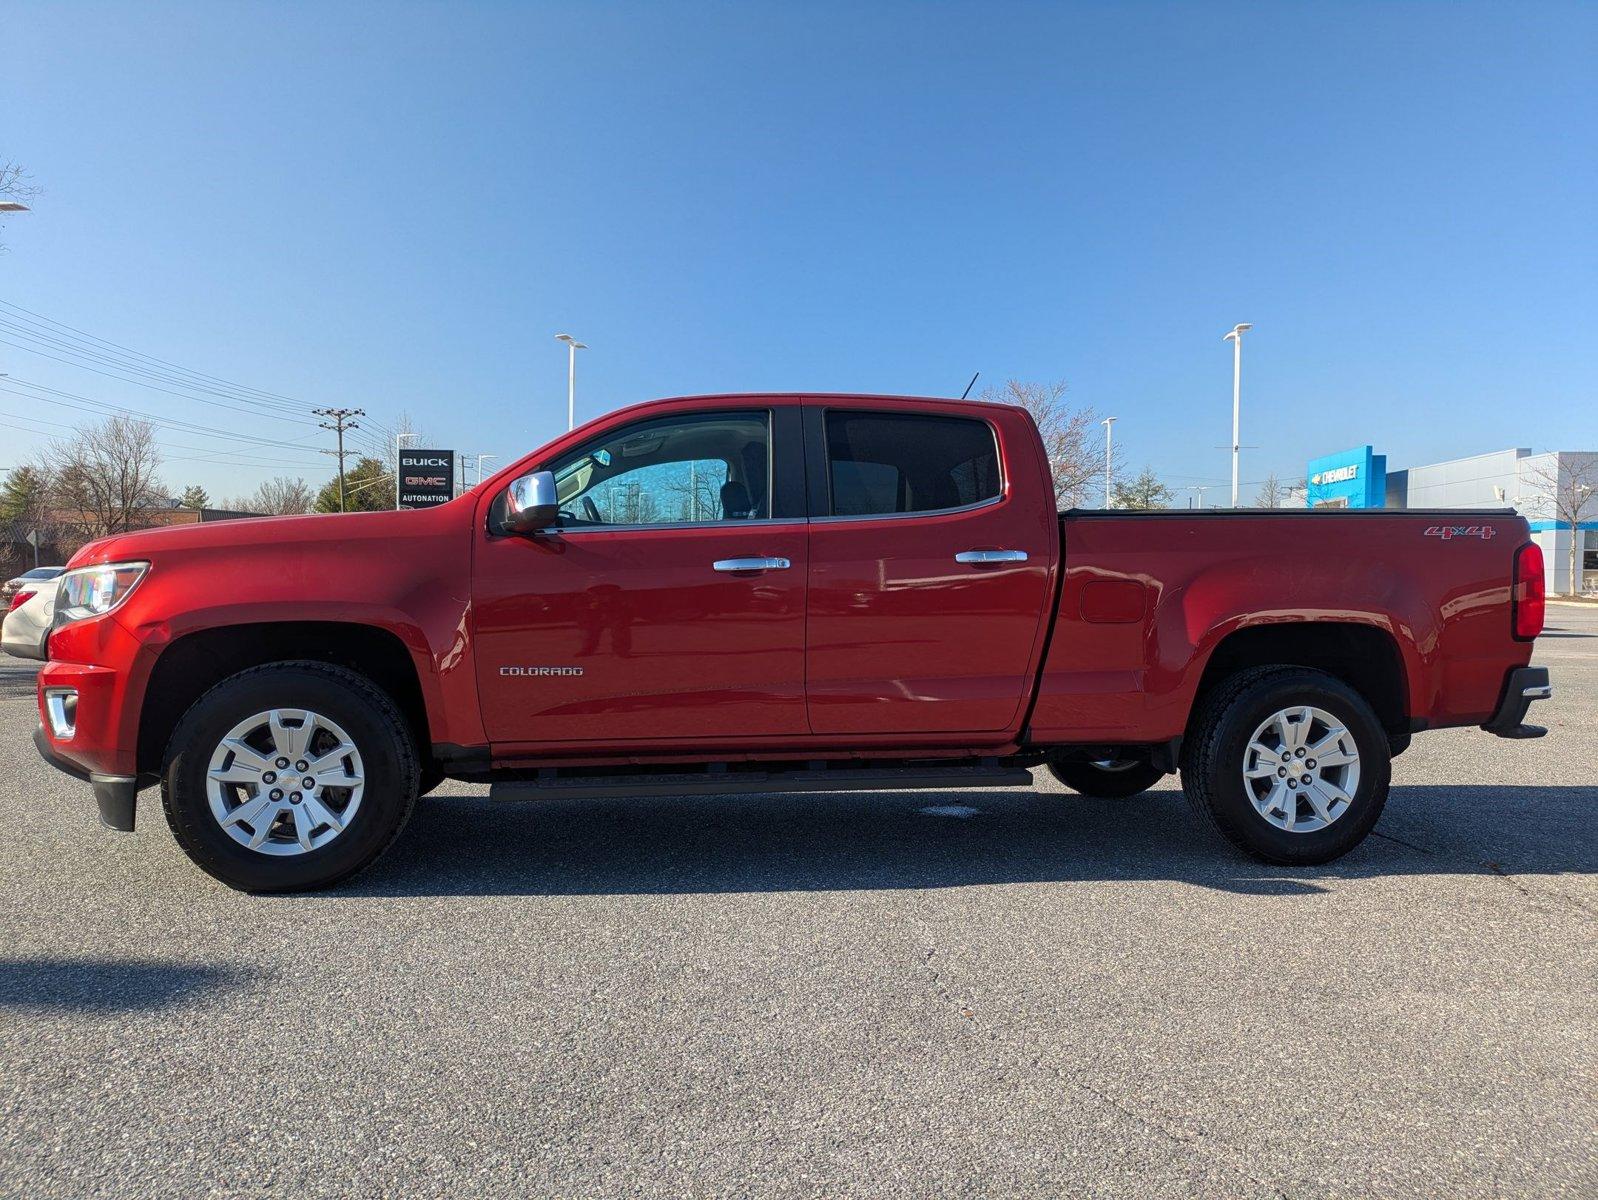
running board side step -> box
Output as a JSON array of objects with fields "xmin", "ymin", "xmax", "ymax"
[{"xmin": 488, "ymin": 759, "xmax": 1035, "ymax": 802}]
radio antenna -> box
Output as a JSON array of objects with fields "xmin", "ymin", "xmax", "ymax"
[{"xmin": 960, "ymin": 372, "xmax": 979, "ymax": 400}]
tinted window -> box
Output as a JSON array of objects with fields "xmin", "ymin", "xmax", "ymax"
[
  {"xmin": 825, "ymin": 411, "xmax": 1000, "ymax": 517},
  {"xmin": 547, "ymin": 410, "xmax": 771, "ymax": 527}
]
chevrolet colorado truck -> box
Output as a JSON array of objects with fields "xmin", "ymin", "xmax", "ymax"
[{"xmin": 31, "ymin": 393, "xmax": 1551, "ymax": 891}]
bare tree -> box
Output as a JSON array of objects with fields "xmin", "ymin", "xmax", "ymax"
[
  {"xmin": 0, "ymin": 160, "xmax": 39, "ymax": 251},
  {"xmin": 376, "ymin": 412, "xmax": 430, "ymax": 480},
  {"xmin": 662, "ymin": 463, "xmax": 728, "ymax": 522},
  {"xmin": 1526, "ymin": 454, "xmax": 1598, "ymax": 596},
  {"xmin": 40, "ymin": 416, "xmax": 166, "ymax": 540},
  {"xmin": 253, "ymin": 476, "xmax": 315, "ymax": 515},
  {"xmin": 978, "ymin": 380, "xmax": 1112, "ymax": 508},
  {"xmin": 1284, "ymin": 477, "xmax": 1309, "ymax": 508},
  {"xmin": 1254, "ymin": 473, "xmax": 1289, "ymax": 508}
]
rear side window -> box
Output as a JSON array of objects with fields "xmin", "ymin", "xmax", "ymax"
[{"xmin": 824, "ymin": 411, "xmax": 1000, "ymax": 517}]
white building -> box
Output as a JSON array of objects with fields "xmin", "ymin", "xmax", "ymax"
[{"xmin": 1385, "ymin": 449, "xmax": 1598, "ymax": 594}]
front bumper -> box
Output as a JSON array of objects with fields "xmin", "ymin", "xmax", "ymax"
[
  {"xmin": 33, "ymin": 724, "xmax": 139, "ymax": 831},
  {"xmin": 1481, "ymin": 666, "xmax": 1552, "ymax": 740}
]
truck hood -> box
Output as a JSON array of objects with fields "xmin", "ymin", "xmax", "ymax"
[{"xmin": 67, "ymin": 501, "xmax": 471, "ymax": 568}]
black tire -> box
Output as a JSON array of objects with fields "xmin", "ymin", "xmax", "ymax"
[
  {"xmin": 1047, "ymin": 757, "xmax": 1168, "ymax": 798},
  {"xmin": 161, "ymin": 661, "xmax": 420, "ymax": 893},
  {"xmin": 1180, "ymin": 666, "xmax": 1390, "ymax": 865}
]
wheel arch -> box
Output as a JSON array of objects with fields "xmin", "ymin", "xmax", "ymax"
[
  {"xmin": 1187, "ymin": 621, "xmax": 1410, "ymax": 743},
  {"xmin": 137, "ymin": 622, "xmax": 432, "ymax": 778}
]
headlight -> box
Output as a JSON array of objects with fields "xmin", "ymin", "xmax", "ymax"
[{"xmin": 56, "ymin": 562, "xmax": 149, "ymax": 623}]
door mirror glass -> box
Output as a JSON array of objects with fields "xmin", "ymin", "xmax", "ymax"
[{"xmin": 504, "ymin": 470, "xmax": 559, "ymax": 533}]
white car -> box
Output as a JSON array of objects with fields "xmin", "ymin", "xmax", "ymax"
[
  {"xmin": 1, "ymin": 566, "xmax": 65, "ymax": 608},
  {"xmin": 2, "ymin": 582, "xmax": 55, "ymax": 660}
]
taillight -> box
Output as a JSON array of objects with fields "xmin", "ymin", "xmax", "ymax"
[
  {"xmin": 6, "ymin": 589, "xmax": 34, "ymax": 613},
  {"xmin": 1513, "ymin": 542, "xmax": 1544, "ymax": 640}
]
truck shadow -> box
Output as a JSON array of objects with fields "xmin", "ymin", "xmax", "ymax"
[
  {"xmin": 350, "ymin": 783, "xmax": 1598, "ymax": 899},
  {"xmin": 0, "ymin": 957, "xmax": 246, "ymax": 1014}
]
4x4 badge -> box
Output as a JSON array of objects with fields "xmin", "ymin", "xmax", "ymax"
[{"xmin": 1423, "ymin": 525, "xmax": 1497, "ymax": 541}]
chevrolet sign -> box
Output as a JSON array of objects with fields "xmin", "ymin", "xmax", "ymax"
[{"xmin": 1311, "ymin": 464, "xmax": 1360, "ymax": 487}]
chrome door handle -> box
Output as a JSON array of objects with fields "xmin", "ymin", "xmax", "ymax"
[
  {"xmin": 713, "ymin": 557, "xmax": 792, "ymax": 572},
  {"xmin": 955, "ymin": 549, "xmax": 1028, "ymax": 564}
]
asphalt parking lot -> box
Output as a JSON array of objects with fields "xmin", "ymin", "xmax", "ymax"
[{"xmin": 1, "ymin": 610, "xmax": 1594, "ymax": 1199}]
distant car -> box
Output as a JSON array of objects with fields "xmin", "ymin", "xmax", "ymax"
[
  {"xmin": 2, "ymin": 583, "xmax": 54, "ymax": 660},
  {"xmin": 1, "ymin": 566, "xmax": 65, "ymax": 607}
]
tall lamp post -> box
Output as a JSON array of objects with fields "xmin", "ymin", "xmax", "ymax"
[
  {"xmin": 1222, "ymin": 323, "xmax": 1253, "ymax": 506},
  {"xmin": 475, "ymin": 453, "xmax": 498, "ymax": 487},
  {"xmin": 554, "ymin": 333, "xmax": 588, "ymax": 431},
  {"xmin": 1101, "ymin": 416, "xmax": 1117, "ymax": 508},
  {"xmin": 394, "ymin": 432, "xmax": 418, "ymax": 510}
]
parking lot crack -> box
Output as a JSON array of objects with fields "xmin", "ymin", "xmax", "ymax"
[{"xmin": 1484, "ymin": 860, "xmax": 1597, "ymax": 918}]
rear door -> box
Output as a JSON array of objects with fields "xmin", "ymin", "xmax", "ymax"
[{"xmin": 803, "ymin": 401, "xmax": 1057, "ymax": 735}]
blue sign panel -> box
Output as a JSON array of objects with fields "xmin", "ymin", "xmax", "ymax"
[{"xmin": 1306, "ymin": 446, "xmax": 1386, "ymax": 508}]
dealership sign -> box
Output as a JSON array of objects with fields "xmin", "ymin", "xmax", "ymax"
[
  {"xmin": 398, "ymin": 449, "xmax": 455, "ymax": 509},
  {"xmin": 1310, "ymin": 464, "xmax": 1359, "ymax": 486}
]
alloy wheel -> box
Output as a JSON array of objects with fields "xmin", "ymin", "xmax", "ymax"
[
  {"xmin": 205, "ymin": 708, "xmax": 366, "ymax": 856},
  {"xmin": 1241, "ymin": 705, "xmax": 1361, "ymax": 833}
]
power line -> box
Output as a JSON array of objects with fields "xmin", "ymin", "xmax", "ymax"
[
  {"xmin": 0, "ymin": 378, "xmax": 329, "ymax": 454},
  {"xmin": 0, "ymin": 318, "xmax": 313, "ymax": 418},
  {"xmin": 0, "ymin": 336, "xmax": 321, "ymax": 426},
  {"xmin": 0, "ymin": 410, "xmax": 332, "ymax": 472},
  {"xmin": 0, "ymin": 298, "xmax": 312, "ymax": 412}
]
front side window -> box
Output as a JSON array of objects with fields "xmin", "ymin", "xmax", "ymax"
[
  {"xmin": 825, "ymin": 411, "xmax": 1000, "ymax": 517},
  {"xmin": 547, "ymin": 410, "xmax": 771, "ymax": 528}
]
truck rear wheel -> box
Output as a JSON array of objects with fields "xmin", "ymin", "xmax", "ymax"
[
  {"xmin": 160, "ymin": 662, "xmax": 420, "ymax": 893},
  {"xmin": 1047, "ymin": 757, "xmax": 1167, "ymax": 798},
  {"xmin": 1181, "ymin": 666, "xmax": 1390, "ymax": 865}
]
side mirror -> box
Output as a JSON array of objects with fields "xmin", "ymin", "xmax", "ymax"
[{"xmin": 503, "ymin": 470, "xmax": 559, "ymax": 533}]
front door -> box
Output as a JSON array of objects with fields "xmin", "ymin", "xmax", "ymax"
[
  {"xmin": 474, "ymin": 405, "xmax": 809, "ymax": 746},
  {"xmin": 804, "ymin": 403, "xmax": 1055, "ymax": 735}
]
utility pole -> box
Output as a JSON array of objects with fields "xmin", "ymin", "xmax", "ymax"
[{"xmin": 314, "ymin": 408, "xmax": 364, "ymax": 513}]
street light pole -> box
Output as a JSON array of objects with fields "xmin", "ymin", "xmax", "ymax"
[
  {"xmin": 554, "ymin": 333, "xmax": 588, "ymax": 431},
  {"xmin": 475, "ymin": 454, "xmax": 498, "ymax": 487},
  {"xmin": 1101, "ymin": 417, "xmax": 1117, "ymax": 508},
  {"xmin": 394, "ymin": 432, "xmax": 419, "ymax": 510},
  {"xmin": 1222, "ymin": 323, "xmax": 1253, "ymax": 506}
]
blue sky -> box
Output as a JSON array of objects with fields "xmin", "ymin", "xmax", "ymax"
[{"xmin": 2, "ymin": 1, "xmax": 1594, "ymax": 503}]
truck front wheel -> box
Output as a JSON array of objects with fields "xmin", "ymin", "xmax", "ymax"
[
  {"xmin": 1046, "ymin": 757, "xmax": 1168, "ymax": 799},
  {"xmin": 160, "ymin": 662, "xmax": 420, "ymax": 893},
  {"xmin": 1181, "ymin": 666, "xmax": 1391, "ymax": 865}
]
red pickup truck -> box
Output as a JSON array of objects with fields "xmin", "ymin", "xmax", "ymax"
[{"xmin": 32, "ymin": 393, "xmax": 1551, "ymax": 891}]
